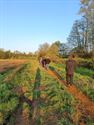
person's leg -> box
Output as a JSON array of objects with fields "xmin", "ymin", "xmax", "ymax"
[
  {"xmin": 70, "ymin": 75, "xmax": 73, "ymax": 85},
  {"xmin": 46, "ymin": 64, "xmax": 49, "ymax": 69},
  {"xmin": 45, "ymin": 64, "xmax": 47, "ymax": 69},
  {"xmin": 66, "ymin": 74, "xmax": 70, "ymax": 85},
  {"xmin": 43, "ymin": 61, "xmax": 45, "ymax": 67},
  {"xmin": 42, "ymin": 61, "xmax": 44, "ymax": 67},
  {"xmin": 44, "ymin": 61, "xmax": 46, "ymax": 69}
]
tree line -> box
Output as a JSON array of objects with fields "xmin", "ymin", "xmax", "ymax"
[
  {"xmin": 0, "ymin": 42, "xmax": 61, "ymax": 61},
  {"xmin": 65, "ymin": 0, "xmax": 94, "ymax": 57},
  {"xmin": 0, "ymin": 49, "xmax": 33, "ymax": 59}
]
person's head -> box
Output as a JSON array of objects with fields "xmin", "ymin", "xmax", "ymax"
[{"xmin": 68, "ymin": 54, "xmax": 75, "ymax": 60}]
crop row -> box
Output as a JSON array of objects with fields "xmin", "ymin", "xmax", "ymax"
[
  {"xmin": 0, "ymin": 60, "xmax": 94, "ymax": 125},
  {"xmin": 0, "ymin": 60, "xmax": 40, "ymax": 125},
  {"xmin": 0, "ymin": 63, "xmax": 28, "ymax": 125},
  {"xmin": 51, "ymin": 63, "xmax": 94, "ymax": 101}
]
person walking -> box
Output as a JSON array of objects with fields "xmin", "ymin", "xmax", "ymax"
[
  {"xmin": 65, "ymin": 54, "xmax": 76, "ymax": 86},
  {"xmin": 45, "ymin": 58, "xmax": 51, "ymax": 69},
  {"xmin": 41, "ymin": 58, "xmax": 51, "ymax": 69}
]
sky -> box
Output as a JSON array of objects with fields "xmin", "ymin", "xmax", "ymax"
[{"xmin": 0, "ymin": 0, "xmax": 81, "ymax": 52}]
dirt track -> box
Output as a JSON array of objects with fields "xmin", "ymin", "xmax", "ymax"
[{"xmin": 46, "ymin": 68, "xmax": 94, "ymax": 121}]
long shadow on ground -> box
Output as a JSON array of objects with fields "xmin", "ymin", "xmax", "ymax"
[{"xmin": 32, "ymin": 68, "xmax": 41, "ymax": 125}]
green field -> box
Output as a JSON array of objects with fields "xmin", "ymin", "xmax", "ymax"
[{"xmin": 0, "ymin": 59, "xmax": 94, "ymax": 125}]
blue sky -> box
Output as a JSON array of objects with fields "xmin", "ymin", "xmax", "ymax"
[{"xmin": 0, "ymin": 0, "xmax": 81, "ymax": 52}]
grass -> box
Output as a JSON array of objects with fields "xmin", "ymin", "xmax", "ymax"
[
  {"xmin": 0, "ymin": 63, "xmax": 28, "ymax": 125},
  {"xmin": 0, "ymin": 59, "xmax": 94, "ymax": 125},
  {"xmin": 39, "ymin": 68, "xmax": 77, "ymax": 125},
  {"xmin": 75, "ymin": 67, "xmax": 94, "ymax": 78}
]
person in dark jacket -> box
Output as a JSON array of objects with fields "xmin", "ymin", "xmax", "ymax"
[
  {"xmin": 66, "ymin": 54, "xmax": 76, "ymax": 86},
  {"xmin": 42, "ymin": 58, "xmax": 51, "ymax": 69}
]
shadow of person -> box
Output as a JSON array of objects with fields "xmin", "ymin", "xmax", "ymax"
[
  {"xmin": 32, "ymin": 68, "xmax": 41, "ymax": 124},
  {"xmin": 34, "ymin": 68, "xmax": 41, "ymax": 89},
  {"xmin": 33, "ymin": 68, "xmax": 41, "ymax": 101}
]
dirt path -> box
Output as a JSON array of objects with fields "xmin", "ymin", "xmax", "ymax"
[{"xmin": 45, "ymin": 68, "xmax": 94, "ymax": 121}]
